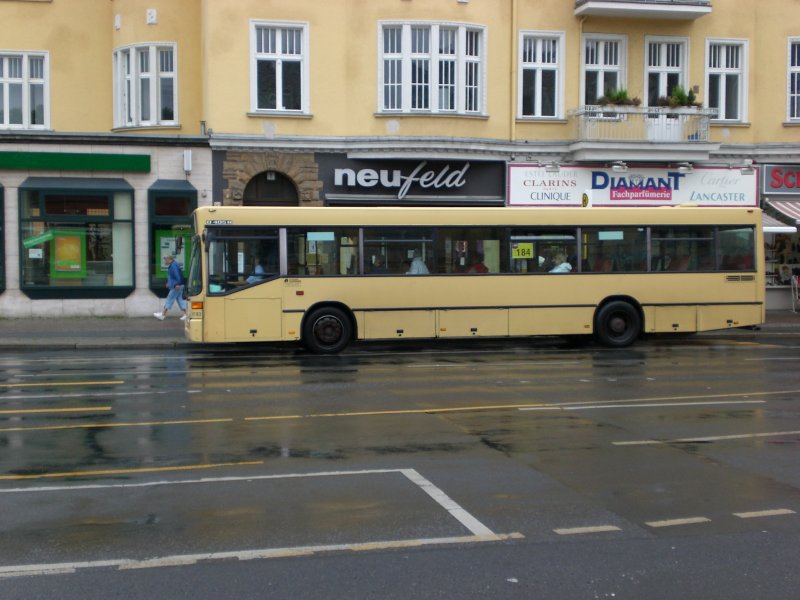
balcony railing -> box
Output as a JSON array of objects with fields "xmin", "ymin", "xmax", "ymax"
[
  {"xmin": 574, "ymin": 0, "xmax": 712, "ymax": 20},
  {"xmin": 571, "ymin": 105, "xmax": 718, "ymax": 143}
]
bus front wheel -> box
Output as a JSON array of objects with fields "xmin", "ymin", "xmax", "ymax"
[
  {"xmin": 594, "ymin": 301, "xmax": 641, "ymax": 348},
  {"xmin": 303, "ymin": 307, "xmax": 352, "ymax": 354}
]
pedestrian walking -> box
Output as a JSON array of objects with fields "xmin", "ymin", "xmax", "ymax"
[{"xmin": 154, "ymin": 254, "xmax": 187, "ymax": 320}]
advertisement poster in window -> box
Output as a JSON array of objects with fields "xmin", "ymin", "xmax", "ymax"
[
  {"xmin": 50, "ymin": 230, "xmax": 86, "ymax": 278},
  {"xmin": 155, "ymin": 229, "xmax": 190, "ymax": 275}
]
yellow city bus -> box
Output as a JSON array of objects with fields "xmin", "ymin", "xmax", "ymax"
[{"xmin": 184, "ymin": 205, "xmax": 764, "ymax": 353}]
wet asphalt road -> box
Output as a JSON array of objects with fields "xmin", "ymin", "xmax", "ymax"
[{"xmin": 0, "ymin": 334, "xmax": 799, "ymax": 599}]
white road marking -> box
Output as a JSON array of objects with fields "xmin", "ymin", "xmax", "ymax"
[
  {"xmin": 406, "ymin": 360, "xmax": 579, "ymax": 369},
  {"xmin": 0, "ymin": 467, "xmax": 496, "ymax": 539},
  {"xmin": 0, "ymin": 467, "xmax": 516, "ymax": 579},
  {"xmin": 520, "ymin": 389, "xmax": 800, "ymax": 412},
  {"xmin": 733, "ymin": 508, "xmax": 796, "ymax": 519},
  {"xmin": 522, "ymin": 400, "xmax": 765, "ymax": 412},
  {"xmin": 400, "ymin": 469, "xmax": 495, "ymax": 537},
  {"xmin": 554, "ymin": 525, "xmax": 621, "ymax": 535},
  {"xmin": 645, "ymin": 517, "xmax": 710, "ymax": 528},
  {"xmin": 614, "ymin": 430, "xmax": 800, "ymax": 446},
  {"xmin": 0, "ymin": 389, "xmax": 199, "ymax": 401},
  {"xmin": 0, "ymin": 533, "xmax": 522, "ymax": 579}
]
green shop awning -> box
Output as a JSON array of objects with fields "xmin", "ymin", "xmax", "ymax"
[
  {"xmin": 149, "ymin": 179, "xmax": 196, "ymax": 192},
  {"xmin": 19, "ymin": 176, "xmax": 133, "ymax": 192}
]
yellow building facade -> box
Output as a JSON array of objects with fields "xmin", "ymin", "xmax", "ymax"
[{"xmin": 0, "ymin": 0, "xmax": 798, "ymax": 315}]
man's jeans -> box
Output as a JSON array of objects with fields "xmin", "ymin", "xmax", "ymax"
[{"xmin": 164, "ymin": 285, "xmax": 186, "ymax": 312}]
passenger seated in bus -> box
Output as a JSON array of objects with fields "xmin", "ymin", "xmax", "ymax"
[
  {"xmin": 668, "ymin": 254, "xmax": 691, "ymax": 271},
  {"xmin": 369, "ymin": 255, "xmax": 388, "ymax": 274},
  {"xmin": 406, "ymin": 252, "xmax": 430, "ymax": 274},
  {"xmin": 593, "ymin": 255, "xmax": 613, "ymax": 272},
  {"xmin": 467, "ymin": 253, "xmax": 489, "ymax": 273},
  {"xmin": 246, "ymin": 259, "xmax": 268, "ymax": 283},
  {"xmin": 549, "ymin": 253, "xmax": 572, "ymax": 273}
]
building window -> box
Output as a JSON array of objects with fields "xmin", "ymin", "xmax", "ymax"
[
  {"xmin": 706, "ymin": 40, "xmax": 747, "ymax": 121},
  {"xmin": 582, "ymin": 35, "xmax": 625, "ymax": 105},
  {"xmin": 645, "ymin": 37, "xmax": 687, "ymax": 106},
  {"xmin": 113, "ymin": 44, "xmax": 177, "ymax": 128},
  {"xmin": 789, "ymin": 39, "xmax": 800, "ymax": 121},
  {"xmin": 19, "ymin": 179, "xmax": 134, "ymax": 299},
  {"xmin": 0, "ymin": 52, "xmax": 48, "ymax": 129},
  {"xmin": 149, "ymin": 182, "xmax": 197, "ymax": 296},
  {"xmin": 379, "ymin": 22, "xmax": 485, "ymax": 115},
  {"xmin": 519, "ymin": 32, "xmax": 565, "ymax": 118},
  {"xmin": 251, "ymin": 22, "xmax": 309, "ymax": 113}
]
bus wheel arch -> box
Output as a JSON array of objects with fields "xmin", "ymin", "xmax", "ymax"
[
  {"xmin": 593, "ymin": 297, "xmax": 643, "ymax": 348},
  {"xmin": 301, "ymin": 303, "xmax": 356, "ymax": 354}
]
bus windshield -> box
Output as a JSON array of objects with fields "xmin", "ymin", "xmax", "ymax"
[{"xmin": 186, "ymin": 235, "xmax": 203, "ymax": 297}]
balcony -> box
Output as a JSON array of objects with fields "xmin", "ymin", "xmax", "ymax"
[
  {"xmin": 568, "ymin": 105, "xmax": 720, "ymax": 161},
  {"xmin": 574, "ymin": 0, "xmax": 712, "ymax": 20}
]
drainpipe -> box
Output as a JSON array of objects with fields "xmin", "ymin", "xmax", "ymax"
[{"xmin": 510, "ymin": 0, "xmax": 518, "ymax": 148}]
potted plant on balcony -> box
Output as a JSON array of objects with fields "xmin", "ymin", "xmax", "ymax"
[
  {"xmin": 596, "ymin": 88, "xmax": 642, "ymax": 107},
  {"xmin": 647, "ymin": 86, "xmax": 703, "ymax": 141},
  {"xmin": 656, "ymin": 85, "xmax": 701, "ymax": 108}
]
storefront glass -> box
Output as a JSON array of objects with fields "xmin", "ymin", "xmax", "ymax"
[
  {"xmin": 19, "ymin": 179, "xmax": 134, "ymax": 299},
  {"xmin": 0, "ymin": 186, "xmax": 4, "ymax": 292},
  {"xmin": 149, "ymin": 181, "xmax": 197, "ymax": 297}
]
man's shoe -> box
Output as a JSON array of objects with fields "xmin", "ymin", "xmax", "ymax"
[
  {"xmin": 180, "ymin": 314, "xmax": 188, "ymax": 321},
  {"xmin": 153, "ymin": 312, "xmax": 165, "ymax": 321}
]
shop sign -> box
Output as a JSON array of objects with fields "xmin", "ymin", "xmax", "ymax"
[
  {"xmin": 763, "ymin": 164, "xmax": 800, "ymax": 195},
  {"xmin": 317, "ymin": 154, "xmax": 505, "ymax": 205},
  {"xmin": 507, "ymin": 164, "xmax": 758, "ymax": 207}
]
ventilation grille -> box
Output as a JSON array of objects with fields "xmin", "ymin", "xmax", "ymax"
[{"xmin": 726, "ymin": 275, "xmax": 755, "ymax": 282}]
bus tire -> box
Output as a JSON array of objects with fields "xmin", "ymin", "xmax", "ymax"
[
  {"xmin": 303, "ymin": 306, "xmax": 352, "ymax": 354},
  {"xmin": 594, "ymin": 301, "xmax": 641, "ymax": 348}
]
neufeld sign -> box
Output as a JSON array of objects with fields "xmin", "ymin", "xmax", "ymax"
[{"xmin": 334, "ymin": 161, "xmax": 470, "ymax": 200}]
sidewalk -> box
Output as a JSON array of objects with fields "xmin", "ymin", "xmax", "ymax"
[{"xmin": 0, "ymin": 310, "xmax": 798, "ymax": 351}]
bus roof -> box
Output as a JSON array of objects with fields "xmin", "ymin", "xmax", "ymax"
[{"xmin": 193, "ymin": 205, "xmax": 761, "ymax": 229}]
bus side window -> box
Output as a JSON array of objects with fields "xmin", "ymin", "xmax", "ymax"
[
  {"xmin": 364, "ymin": 227, "xmax": 435, "ymax": 275},
  {"xmin": 286, "ymin": 228, "xmax": 359, "ymax": 276}
]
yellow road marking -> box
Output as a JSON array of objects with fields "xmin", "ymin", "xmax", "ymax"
[
  {"xmin": 0, "ymin": 418, "xmax": 233, "ymax": 433},
  {"xmin": 0, "ymin": 406, "xmax": 112, "ymax": 415},
  {"xmin": 0, "ymin": 380, "xmax": 123, "ymax": 389},
  {"xmin": 0, "ymin": 461, "xmax": 263, "ymax": 480},
  {"xmin": 244, "ymin": 403, "xmax": 549, "ymax": 421}
]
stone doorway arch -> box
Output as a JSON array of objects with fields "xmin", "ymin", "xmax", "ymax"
[
  {"xmin": 243, "ymin": 170, "xmax": 298, "ymax": 206},
  {"xmin": 221, "ymin": 151, "xmax": 322, "ymax": 206}
]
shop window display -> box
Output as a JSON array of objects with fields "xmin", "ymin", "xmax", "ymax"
[
  {"xmin": 149, "ymin": 186, "xmax": 196, "ymax": 296},
  {"xmin": 765, "ymin": 232, "xmax": 800, "ymax": 286},
  {"xmin": 20, "ymin": 182, "xmax": 134, "ymax": 299}
]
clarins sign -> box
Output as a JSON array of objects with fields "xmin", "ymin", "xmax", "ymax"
[
  {"xmin": 317, "ymin": 154, "xmax": 505, "ymax": 205},
  {"xmin": 507, "ymin": 164, "xmax": 758, "ymax": 207}
]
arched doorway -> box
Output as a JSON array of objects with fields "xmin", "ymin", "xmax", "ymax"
[{"xmin": 242, "ymin": 171, "xmax": 299, "ymax": 206}]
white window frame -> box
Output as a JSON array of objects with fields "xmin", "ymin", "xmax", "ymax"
[
  {"xmin": 789, "ymin": 37, "xmax": 800, "ymax": 122},
  {"xmin": 378, "ymin": 21, "xmax": 487, "ymax": 116},
  {"xmin": 705, "ymin": 38, "xmax": 748, "ymax": 122},
  {"xmin": 0, "ymin": 50, "xmax": 49, "ymax": 130},
  {"xmin": 113, "ymin": 43, "xmax": 178, "ymax": 128},
  {"xmin": 250, "ymin": 20, "xmax": 310, "ymax": 115},
  {"xmin": 581, "ymin": 34, "xmax": 627, "ymax": 106},
  {"xmin": 644, "ymin": 36, "xmax": 688, "ymax": 107},
  {"xmin": 518, "ymin": 31, "xmax": 565, "ymax": 119}
]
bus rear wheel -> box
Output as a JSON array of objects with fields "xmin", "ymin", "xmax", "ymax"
[
  {"xmin": 303, "ymin": 307, "xmax": 352, "ymax": 354},
  {"xmin": 594, "ymin": 301, "xmax": 641, "ymax": 348}
]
